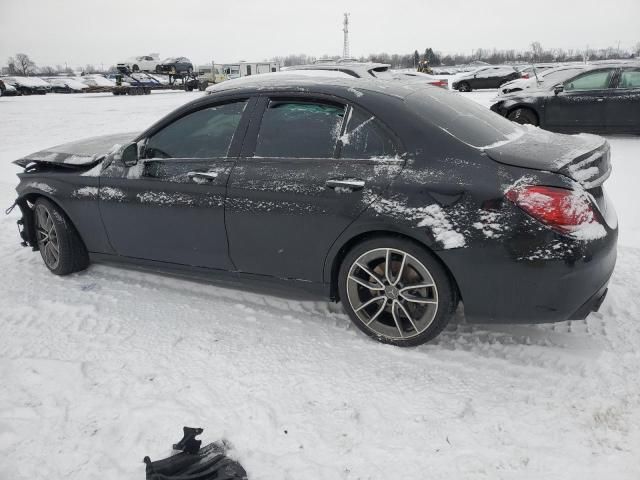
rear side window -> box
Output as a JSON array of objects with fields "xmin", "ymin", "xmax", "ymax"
[
  {"xmin": 255, "ymin": 101, "xmax": 345, "ymax": 158},
  {"xmin": 618, "ymin": 68, "xmax": 640, "ymax": 88},
  {"xmin": 339, "ymin": 107, "xmax": 397, "ymax": 158},
  {"xmin": 565, "ymin": 70, "xmax": 614, "ymax": 91},
  {"xmin": 145, "ymin": 101, "xmax": 247, "ymax": 159}
]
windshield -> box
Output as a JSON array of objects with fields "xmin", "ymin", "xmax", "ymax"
[
  {"xmin": 541, "ymin": 68, "xmax": 586, "ymax": 86},
  {"xmin": 407, "ymin": 88, "xmax": 522, "ymax": 148}
]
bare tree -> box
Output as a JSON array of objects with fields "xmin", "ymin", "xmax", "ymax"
[
  {"xmin": 40, "ymin": 65, "xmax": 56, "ymax": 75},
  {"xmin": 7, "ymin": 53, "xmax": 36, "ymax": 76}
]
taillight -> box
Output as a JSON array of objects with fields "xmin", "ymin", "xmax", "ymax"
[
  {"xmin": 521, "ymin": 73, "xmax": 529, "ymax": 79},
  {"xmin": 429, "ymin": 80, "xmax": 448, "ymax": 88},
  {"xmin": 505, "ymin": 185, "xmax": 600, "ymax": 234}
]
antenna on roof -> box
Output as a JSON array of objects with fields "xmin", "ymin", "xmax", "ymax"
[{"xmin": 342, "ymin": 13, "xmax": 350, "ymax": 59}]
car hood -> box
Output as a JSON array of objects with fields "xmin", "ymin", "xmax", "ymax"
[
  {"xmin": 13, "ymin": 132, "xmax": 138, "ymax": 168},
  {"xmin": 484, "ymin": 125, "xmax": 610, "ymax": 188}
]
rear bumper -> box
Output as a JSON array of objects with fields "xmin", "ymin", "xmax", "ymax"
[{"xmin": 439, "ymin": 227, "xmax": 617, "ymax": 324}]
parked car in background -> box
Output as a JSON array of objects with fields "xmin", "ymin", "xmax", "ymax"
[
  {"xmin": 1, "ymin": 81, "xmax": 19, "ymax": 96},
  {"xmin": 452, "ymin": 66, "xmax": 521, "ymax": 92},
  {"xmin": 497, "ymin": 65, "xmax": 588, "ymax": 96},
  {"xmin": 156, "ymin": 57, "xmax": 194, "ymax": 75},
  {"xmin": 490, "ymin": 63, "xmax": 640, "ymax": 134},
  {"xmin": 285, "ymin": 62, "xmax": 449, "ymax": 88},
  {"xmin": 12, "ymin": 75, "xmax": 616, "ymax": 347},
  {"xmin": 517, "ymin": 63, "xmax": 558, "ymax": 79},
  {"xmin": 393, "ymin": 71, "xmax": 449, "ymax": 88},
  {"xmin": 2, "ymin": 76, "xmax": 51, "ymax": 95},
  {"xmin": 117, "ymin": 54, "xmax": 161, "ymax": 73},
  {"xmin": 44, "ymin": 77, "xmax": 90, "ymax": 93}
]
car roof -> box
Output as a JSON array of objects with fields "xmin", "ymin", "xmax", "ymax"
[
  {"xmin": 285, "ymin": 62, "xmax": 390, "ymax": 77},
  {"xmin": 205, "ymin": 72, "xmax": 426, "ymax": 99}
]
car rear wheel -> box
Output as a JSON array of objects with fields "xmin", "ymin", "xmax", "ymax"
[
  {"xmin": 338, "ymin": 237, "xmax": 457, "ymax": 346},
  {"xmin": 507, "ymin": 107, "xmax": 538, "ymax": 126},
  {"xmin": 457, "ymin": 81, "xmax": 471, "ymax": 92},
  {"xmin": 33, "ymin": 198, "xmax": 89, "ymax": 276},
  {"xmin": 132, "ymin": 64, "xmax": 139, "ymax": 72}
]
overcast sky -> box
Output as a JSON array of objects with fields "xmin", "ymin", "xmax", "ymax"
[{"xmin": 1, "ymin": 0, "xmax": 638, "ymax": 68}]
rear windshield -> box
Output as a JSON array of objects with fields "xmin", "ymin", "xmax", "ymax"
[
  {"xmin": 406, "ymin": 88, "xmax": 521, "ymax": 148},
  {"xmin": 369, "ymin": 66, "xmax": 394, "ymax": 79}
]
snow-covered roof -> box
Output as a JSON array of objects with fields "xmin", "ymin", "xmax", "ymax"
[
  {"xmin": 205, "ymin": 73, "xmax": 420, "ymax": 98},
  {"xmin": 3, "ymin": 76, "xmax": 51, "ymax": 88}
]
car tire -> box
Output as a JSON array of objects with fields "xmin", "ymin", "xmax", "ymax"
[
  {"xmin": 457, "ymin": 81, "xmax": 471, "ymax": 92},
  {"xmin": 338, "ymin": 236, "xmax": 457, "ymax": 347},
  {"xmin": 132, "ymin": 64, "xmax": 139, "ymax": 72},
  {"xmin": 33, "ymin": 197, "xmax": 89, "ymax": 276},
  {"xmin": 507, "ymin": 108, "xmax": 538, "ymax": 126}
]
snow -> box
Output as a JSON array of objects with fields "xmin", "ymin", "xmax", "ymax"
[{"xmin": 1, "ymin": 90, "xmax": 640, "ymax": 480}]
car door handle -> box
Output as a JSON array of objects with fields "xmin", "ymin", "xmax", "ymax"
[
  {"xmin": 187, "ymin": 171, "xmax": 218, "ymax": 181},
  {"xmin": 325, "ymin": 179, "xmax": 366, "ymax": 191}
]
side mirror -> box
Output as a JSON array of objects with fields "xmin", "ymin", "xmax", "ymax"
[
  {"xmin": 121, "ymin": 142, "xmax": 138, "ymax": 166},
  {"xmin": 554, "ymin": 84, "xmax": 564, "ymax": 95}
]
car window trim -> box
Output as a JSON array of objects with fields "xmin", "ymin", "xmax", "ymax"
[
  {"xmin": 138, "ymin": 96, "xmax": 255, "ymax": 161},
  {"xmin": 240, "ymin": 91, "xmax": 406, "ymax": 160},
  {"xmin": 614, "ymin": 67, "xmax": 640, "ymax": 90},
  {"xmin": 242, "ymin": 94, "xmax": 347, "ymax": 160},
  {"xmin": 563, "ymin": 68, "xmax": 618, "ymax": 92}
]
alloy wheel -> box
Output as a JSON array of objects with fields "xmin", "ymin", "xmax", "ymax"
[
  {"xmin": 346, "ymin": 248, "xmax": 439, "ymax": 341},
  {"xmin": 35, "ymin": 204, "xmax": 60, "ymax": 270}
]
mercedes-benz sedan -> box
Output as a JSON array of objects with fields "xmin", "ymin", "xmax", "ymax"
[{"xmin": 11, "ymin": 76, "xmax": 617, "ymax": 346}]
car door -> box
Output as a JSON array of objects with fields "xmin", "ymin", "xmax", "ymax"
[
  {"xmin": 544, "ymin": 68, "xmax": 616, "ymax": 132},
  {"xmin": 225, "ymin": 95, "xmax": 404, "ymax": 282},
  {"xmin": 98, "ymin": 99, "xmax": 251, "ymax": 269},
  {"xmin": 606, "ymin": 67, "xmax": 640, "ymax": 132}
]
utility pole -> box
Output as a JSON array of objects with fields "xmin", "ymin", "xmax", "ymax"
[{"xmin": 342, "ymin": 13, "xmax": 350, "ymax": 59}]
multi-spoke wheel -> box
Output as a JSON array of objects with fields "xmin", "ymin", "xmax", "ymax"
[
  {"xmin": 35, "ymin": 203, "xmax": 61, "ymax": 270},
  {"xmin": 32, "ymin": 198, "xmax": 89, "ymax": 275},
  {"xmin": 338, "ymin": 237, "xmax": 457, "ymax": 346}
]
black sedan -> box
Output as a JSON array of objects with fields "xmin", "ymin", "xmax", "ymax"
[
  {"xmin": 156, "ymin": 57, "xmax": 194, "ymax": 75},
  {"xmin": 11, "ymin": 76, "xmax": 617, "ymax": 346},
  {"xmin": 491, "ymin": 63, "xmax": 640, "ymax": 134},
  {"xmin": 452, "ymin": 66, "xmax": 521, "ymax": 92}
]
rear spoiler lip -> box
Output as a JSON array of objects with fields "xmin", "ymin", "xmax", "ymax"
[{"xmin": 559, "ymin": 141, "xmax": 611, "ymax": 189}]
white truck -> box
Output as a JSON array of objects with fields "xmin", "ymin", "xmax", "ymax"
[{"xmin": 198, "ymin": 61, "xmax": 280, "ymax": 83}]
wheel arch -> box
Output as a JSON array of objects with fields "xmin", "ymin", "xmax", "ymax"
[
  {"xmin": 16, "ymin": 192, "xmax": 84, "ymax": 249},
  {"xmin": 325, "ymin": 227, "xmax": 461, "ymax": 303},
  {"xmin": 504, "ymin": 103, "xmax": 541, "ymax": 125}
]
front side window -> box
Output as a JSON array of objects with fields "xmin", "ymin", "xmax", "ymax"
[
  {"xmin": 618, "ymin": 68, "xmax": 640, "ymax": 89},
  {"xmin": 339, "ymin": 107, "xmax": 397, "ymax": 158},
  {"xmin": 255, "ymin": 101, "xmax": 345, "ymax": 158},
  {"xmin": 565, "ymin": 70, "xmax": 614, "ymax": 91},
  {"xmin": 145, "ymin": 101, "xmax": 247, "ymax": 159}
]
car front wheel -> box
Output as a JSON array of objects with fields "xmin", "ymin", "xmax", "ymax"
[
  {"xmin": 33, "ymin": 198, "xmax": 89, "ymax": 275},
  {"xmin": 338, "ymin": 237, "xmax": 457, "ymax": 346}
]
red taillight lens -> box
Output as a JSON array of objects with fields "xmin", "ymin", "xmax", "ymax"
[
  {"xmin": 505, "ymin": 185, "xmax": 598, "ymax": 233},
  {"xmin": 522, "ymin": 73, "xmax": 529, "ymax": 79},
  {"xmin": 429, "ymin": 80, "xmax": 448, "ymax": 88}
]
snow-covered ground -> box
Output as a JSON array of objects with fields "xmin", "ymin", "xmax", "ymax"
[{"xmin": 1, "ymin": 90, "xmax": 639, "ymax": 480}]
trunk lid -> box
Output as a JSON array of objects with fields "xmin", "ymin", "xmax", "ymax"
[
  {"xmin": 483, "ymin": 125, "xmax": 610, "ymax": 189},
  {"xmin": 13, "ymin": 132, "xmax": 138, "ymax": 169}
]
